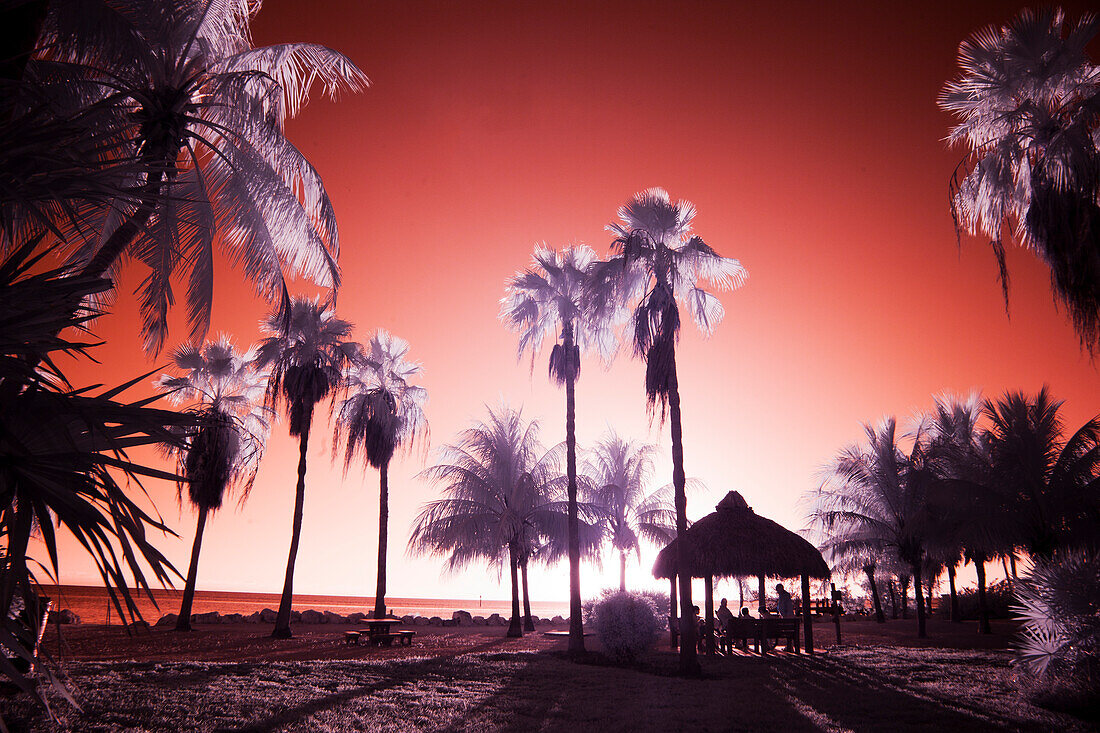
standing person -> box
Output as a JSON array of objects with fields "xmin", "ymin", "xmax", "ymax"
[
  {"xmin": 776, "ymin": 584, "xmax": 795, "ymax": 618},
  {"xmin": 716, "ymin": 598, "xmax": 734, "ymax": 632}
]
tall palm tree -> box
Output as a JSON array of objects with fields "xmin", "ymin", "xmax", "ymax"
[
  {"xmin": 334, "ymin": 330, "xmax": 427, "ymax": 620},
  {"xmin": 25, "ymin": 0, "xmax": 369, "ymax": 353},
  {"xmin": 813, "ymin": 418, "xmax": 938, "ymax": 638},
  {"xmin": 156, "ymin": 337, "xmax": 270, "ymax": 631},
  {"xmin": 0, "ymin": 237, "xmax": 194, "ymax": 696},
  {"xmin": 410, "ymin": 406, "xmax": 565, "ymax": 638},
  {"xmin": 580, "ymin": 432, "xmax": 677, "ymax": 591},
  {"xmin": 254, "ymin": 296, "xmax": 356, "ymax": 638},
  {"xmin": 921, "ymin": 392, "xmax": 1003, "ymax": 631},
  {"xmin": 501, "ymin": 243, "xmax": 617, "ymax": 652},
  {"xmin": 591, "ymin": 188, "xmax": 746, "ymax": 674},
  {"xmin": 940, "ymin": 8, "xmax": 1100, "ymax": 352},
  {"xmin": 984, "ymin": 387, "xmax": 1100, "ymax": 559}
]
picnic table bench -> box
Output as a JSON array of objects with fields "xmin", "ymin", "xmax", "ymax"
[
  {"xmin": 343, "ymin": 619, "xmax": 416, "ymax": 647},
  {"xmin": 716, "ymin": 616, "xmax": 801, "ymax": 655}
]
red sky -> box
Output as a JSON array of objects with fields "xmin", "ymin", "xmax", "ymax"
[{"xmin": 50, "ymin": 0, "xmax": 1100, "ymax": 606}]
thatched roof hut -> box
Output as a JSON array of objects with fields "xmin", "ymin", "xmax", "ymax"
[
  {"xmin": 652, "ymin": 491, "xmax": 829, "ymax": 580},
  {"xmin": 653, "ymin": 490, "xmax": 830, "ymax": 656}
]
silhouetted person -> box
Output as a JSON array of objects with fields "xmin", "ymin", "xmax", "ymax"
[
  {"xmin": 776, "ymin": 584, "xmax": 794, "ymax": 618},
  {"xmin": 716, "ymin": 598, "xmax": 734, "ymax": 632}
]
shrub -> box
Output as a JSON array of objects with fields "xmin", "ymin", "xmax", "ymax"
[
  {"xmin": 590, "ymin": 591, "xmax": 661, "ymax": 663},
  {"xmin": 954, "ymin": 579, "xmax": 1014, "ymax": 620},
  {"xmin": 1013, "ymin": 552, "xmax": 1100, "ymax": 716}
]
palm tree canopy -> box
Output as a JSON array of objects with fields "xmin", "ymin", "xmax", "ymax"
[
  {"xmin": 591, "ymin": 188, "xmax": 746, "ymax": 411},
  {"xmin": 335, "ymin": 329, "xmax": 428, "ymax": 471},
  {"xmin": 0, "ymin": 237, "xmax": 195, "ymax": 626},
  {"xmin": 811, "ymin": 417, "xmax": 940, "ymax": 570},
  {"xmin": 23, "ymin": 0, "xmax": 369, "ymax": 353},
  {"xmin": 984, "ymin": 387, "xmax": 1100, "ymax": 556},
  {"xmin": 156, "ymin": 336, "xmax": 271, "ymax": 511},
  {"xmin": 409, "ymin": 406, "xmax": 570, "ymax": 573},
  {"xmin": 580, "ymin": 432, "xmax": 677, "ymax": 556},
  {"xmin": 940, "ymin": 8, "xmax": 1100, "ymax": 351},
  {"xmin": 501, "ymin": 243, "xmax": 619, "ymax": 384},
  {"xmin": 253, "ymin": 296, "xmax": 356, "ymax": 436}
]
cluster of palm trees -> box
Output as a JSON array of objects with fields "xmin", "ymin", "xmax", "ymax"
[
  {"xmin": 810, "ymin": 389, "xmax": 1100, "ymax": 639},
  {"xmin": 410, "ymin": 188, "xmax": 744, "ymax": 675},
  {"xmin": 160, "ymin": 311, "xmax": 427, "ymax": 639},
  {"xmin": 0, "ymin": 0, "xmax": 372, "ymax": 679},
  {"xmin": 410, "ymin": 416, "xmax": 681, "ymax": 638}
]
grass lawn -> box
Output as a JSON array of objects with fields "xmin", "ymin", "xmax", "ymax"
[{"xmin": 2, "ymin": 620, "xmax": 1095, "ymax": 732}]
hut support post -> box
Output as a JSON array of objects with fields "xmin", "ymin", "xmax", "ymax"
[
  {"xmin": 704, "ymin": 575, "xmax": 715, "ymax": 656},
  {"xmin": 802, "ymin": 573, "xmax": 814, "ymax": 655},
  {"xmin": 758, "ymin": 575, "xmax": 766, "ymax": 615},
  {"xmin": 832, "ymin": 582, "xmax": 841, "ymax": 645},
  {"xmin": 669, "ymin": 574, "xmax": 678, "ymax": 650}
]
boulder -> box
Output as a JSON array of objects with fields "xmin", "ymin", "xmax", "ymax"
[
  {"xmin": 128, "ymin": 620, "xmax": 151, "ymax": 632},
  {"xmin": 347, "ymin": 612, "xmax": 366, "ymax": 624},
  {"xmin": 259, "ymin": 608, "xmax": 278, "ymax": 623},
  {"xmin": 154, "ymin": 613, "xmax": 177, "ymax": 628},
  {"xmin": 487, "ymin": 613, "xmax": 503, "ymax": 626},
  {"xmin": 323, "ymin": 611, "xmax": 345, "ymax": 625},
  {"xmin": 428, "ymin": 616, "xmax": 443, "ymax": 626},
  {"xmin": 441, "ymin": 618, "xmax": 458, "ymax": 627},
  {"xmin": 414, "ymin": 616, "xmax": 429, "ymax": 626},
  {"xmin": 472, "ymin": 616, "xmax": 486, "ymax": 626},
  {"xmin": 245, "ymin": 612, "xmax": 261, "ymax": 624},
  {"xmin": 452, "ymin": 610, "xmax": 473, "ymax": 626},
  {"xmin": 401, "ymin": 615, "xmax": 415, "ymax": 625},
  {"xmin": 551, "ymin": 615, "xmax": 565, "ymax": 625},
  {"xmin": 290, "ymin": 611, "xmax": 301, "ymax": 623},
  {"xmin": 300, "ymin": 609, "xmax": 323, "ymax": 624},
  {"xmin": 191, "ymin": 611, "xmax": 221, "ymax": 625},
  {"xmin": 530, "ymin": 616, "xmax": 541, "ymax": 625},
  {"xmin": 50, "ymin": 609, "xmax": 81, "ymax": 625},
  {"xmin": 221, "ymin": 613, "xmax": 244, "ymax": 624}
]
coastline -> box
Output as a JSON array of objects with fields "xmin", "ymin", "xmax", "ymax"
[{"xmin": 37, "ymin": 584, "xmax": 569, "ymax": 625}]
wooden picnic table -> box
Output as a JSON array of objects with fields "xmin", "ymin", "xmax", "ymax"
[{"xmin": 343, "ymin": 618, "xmax": 415, "ymax": 647}]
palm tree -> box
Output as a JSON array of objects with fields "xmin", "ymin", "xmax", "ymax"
[
  {"xmin": 0, "ymin": 237, "xmax": 195, "ymax": 695},
  {"xmin": 591, "ymin": 188, "xmax": 746, "ymax": 674},
  {"xmin": 813, "ymin": 418, "xmax": 938, "ymax": 638},
  {"xmin": 921, "ymin": 392, "xmax": 1003, "ymax": 631},
  {"xmin": 984, "ymin": 387, "xmax": 1100, "ymax": 559},
  {"xmin": 818, "ymin": 543, "xmax": 888, "ymax": 624},
  {"xmin": 580, "ymin": 432, "xmax": 677, "ymax": 591},
  {"xmin": 254, "ymin": 296, "xmax": 356, "ymax": 638},
  {"xmin": 501, "ymin": 243, "xmax": 617, "ymax": 652},
  {"xmin": 334, "ymin": 330, "xmax": 427, "ymax": 620},
  {"xmin": 940, "ymin": 8, "xmax": 1100, "ymax": 352},
  {"xmin": 156, "ymin": 337, "xmax": 270, "ymax": 631},
  {"xmin": 25, "ymin": 0, "xmax": 369, "ymax": 352},
  {"xmin": 410, "ymin": 406, "xmax": 565, "ymax": 638}
]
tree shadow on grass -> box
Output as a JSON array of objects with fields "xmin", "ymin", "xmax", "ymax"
[{"xmin": 218, "ymin": 637, "xmax": 520, "ymax": 733}]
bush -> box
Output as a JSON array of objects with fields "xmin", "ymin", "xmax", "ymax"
[
  {"xmin": 590, "ymin": 591, "xmax": 661, "ymax": 663},
  {"xmin": 1013, "ymin": 552, "xmax": 1100, "ymax": 717},
  {"xmin": 955, "ymin": 579, "xmax": 1014, "ymax": 620}
]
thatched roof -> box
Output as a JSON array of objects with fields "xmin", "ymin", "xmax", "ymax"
[{"xmin": 652, "ymin": 491, "xmax": 830, "ymax": 580}]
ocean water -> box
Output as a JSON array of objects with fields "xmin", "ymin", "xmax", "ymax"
[{"xmin": 39, "ymin": 585, "xmax": 569, "ymax": 625}]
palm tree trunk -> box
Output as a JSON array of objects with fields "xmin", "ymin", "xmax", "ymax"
[
  {"xmin": 975, "ymin": 553, "xmax": 991, "ymax": 634},
  {"xmin": 373, "ymin": 461, "xmax": 389, "ymax": 620},
  {"xmin": 1009, "ymin": 552, "xmax": 1017, "ymax": 579},
  {"xmin": 668, "ymin": 354, "xmax": 699, "ymax": 677},
  {"xmin": 888, "ymin": 579, "xmax": 899, "ymax": 619},
  {"xmin": 926, "ymin": 572, "xmax": 934, "ymax": 617},
  {"xmin": 0, "ymin": 508, "xmax": 33, "ymax": 628},
  {"xmin": 619, "ymin": 551, "xmax": 627, "ymax": 592},
  {"xmin": 865, "ymin": 566, "xmax": 885, "ymax": 623},
  {"xmin": 900, "ymin": 576, "xmax": 909, "ymax": 619},
  {"xmin": 912, "ymin": 563, "xmax": 926, "ymax": 638},
  {"xmin": 703, "ymin": 575, "xmax": 714, "ymax": 656},
  {"xmin": 564, "ymin": 369, "xmax": 584, "ymax": 653},
  {"xmin": 520, "ymin": 560, "xmax": 535, "ymax": 632},
  {"xmin": 273, "ymin": 407, "xmax": 312, "ymax": 639},
  {"xmin": 81, "ymin": 161, "xmax": 169, "ymax": 279},
  {"xmin": 947, "ymin": 563, "xmax": 960, "ymax": 622},
  {"xmin": 506, "ymin": 542, "xmax": 522, "ymax": 638},
  {"xmin": 669, "ymin": 575, "xmax": 677, "ymax": 649},
  {"xmin": 758, "ymin": 575, "xmax": 766, "ymax": 615},
  {"xmin": 175, "ymin": 505, "xmax": 209, "ymax": 632}
]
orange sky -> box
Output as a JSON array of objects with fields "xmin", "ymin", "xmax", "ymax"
[{"xmin": 48, "ymin": 0, "xmax": 1100, "ymax": 606}]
